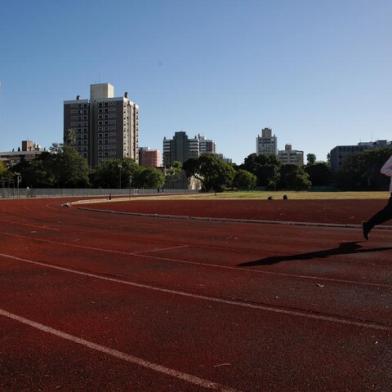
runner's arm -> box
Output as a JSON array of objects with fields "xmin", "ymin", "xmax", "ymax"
[{"xmin": 380, "ymin": 155, "xmax": 392, "ymax": 177}]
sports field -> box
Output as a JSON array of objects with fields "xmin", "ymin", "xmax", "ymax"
[{"xmin": 0, "ymin": 194, "xmax": 391, "ymax": 391}]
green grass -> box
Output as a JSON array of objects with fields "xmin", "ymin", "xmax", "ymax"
[
  {"xmin": 74, "ymin": 190, "xmax": 390, "ymax": 205},
  {"xmin": 128, "ymin": 190, "xmax": 390, "ymax": 201}
]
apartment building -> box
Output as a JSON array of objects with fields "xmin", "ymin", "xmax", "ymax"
[
  {"xmin": 0, "ymin": 140, "xmax": 44, "ymax": 167},
  {"xmin": 198, "ymin": 134, "xmax": 216, "ymax": 154},
  {"xmin": 64, "ymin": 83, "xmax": 139, "ymax": 167},
  {"xmin": 330, "ymin": 140, "xmax": 391, "ymax": 171},
  {"xmin": 163, "ymin": 132, "xmax": 217, "ymax": 167},
  {"xmin": 256, "ymin": 128, "xmax": 277, "ymax": 156},
  {"xmin": 139, "ymin": 147, "xmax": 161, "ymax": 168},
  {"xmin": 278, "ymin": 144, "xmax": 304, "ymax": 166}
]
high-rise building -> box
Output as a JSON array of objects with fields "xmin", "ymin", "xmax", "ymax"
[
  {"xmin": 330, "ymin": 140, "xmax": 391, "ymax": 171},
  {"xmin": 64, "ymin": 83, "xmax": 139, "ymax": 167},
  {"xmin": 163, "ymin": 132, "xmax": 217, "ymax": 167},
  {"xmin": 256, "ymin": 128, "xmax": 277, "ymax": 156},
  {"xmin": 198, "ymin": 134, "xmax": 216, "ymax": 155},
  {"xmin": 278, "ymin": 144, "xmax": 304, "ymax": 166},
  {"xmin": 139, "ymin": 147, "xmax": 161, "ymax": 168}
]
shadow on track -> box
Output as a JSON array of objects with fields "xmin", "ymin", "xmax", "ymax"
[{"xmin": 239, "ymin": 241, "xmax": 392, "ymax": 267}]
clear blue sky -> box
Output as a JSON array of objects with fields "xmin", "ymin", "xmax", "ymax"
[{"xmin": 0, "ymin": 0, "xmax": 391, "ymax": 164}]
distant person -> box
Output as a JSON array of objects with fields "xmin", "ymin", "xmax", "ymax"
[{"xmin": 362, "ymin": 155, "xmax": 392, "ymax": 239}]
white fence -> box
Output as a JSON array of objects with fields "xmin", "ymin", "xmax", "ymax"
[{"xmin": 0, "ymin": 187, "xmax": 196, "ymax": 199}]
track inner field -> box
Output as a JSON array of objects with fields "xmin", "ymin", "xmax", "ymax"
[{"xmin": 0, "ymin": 198, "xmax": 392, "ymax": 391}]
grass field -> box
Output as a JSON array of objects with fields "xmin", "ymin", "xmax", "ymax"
[
  {"xmin": 168, "ymin": 191, "xmax": 390, "ymax": 200},
  {"xmin": 74, "ymin": 190, "xmax": 391, "ymax": 205}
]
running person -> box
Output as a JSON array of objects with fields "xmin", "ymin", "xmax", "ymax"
[{"xmin": 362, "ymin": 154, "xmax": 392, "ymax": 239}]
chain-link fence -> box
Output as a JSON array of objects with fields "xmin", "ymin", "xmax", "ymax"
[{"xmin": 0, "ymin": 187, "xmax": 196, "ymax": 199}]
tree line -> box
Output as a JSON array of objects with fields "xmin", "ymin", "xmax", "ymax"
[
  {"xmin": 0, "ymin": 146, "xmax": 165, "ymax": 189},
  {"xmin": 0, "ymin": 146, "xmax": 391, "ymax": 191}
]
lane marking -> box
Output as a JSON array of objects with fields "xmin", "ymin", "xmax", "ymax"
[
  {"xmin": 77, "ymin": 207, "xmax": 392, "ymax": 231},
  {"xmin": 132, "ymin": 244, "xmax": 189, "ymax": 255},
  {"xmin": 0, "ymin": 218, "xmax": 59, "ymax": 232},
  {"xmin": 0, "ymin": 308, "xmax": 237, "ymax": 391},
  {"xmin": 1, "ymin": 231, "xmax": 391, "ymax": 290},
  {"xmin": 1, "ymin": 252, "xmax": 392, "ymax": 332}
]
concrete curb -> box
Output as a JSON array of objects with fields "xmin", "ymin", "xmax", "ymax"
[{"xmin": 76, "ymin": 206, "xmax": 392, "ymax": 231}]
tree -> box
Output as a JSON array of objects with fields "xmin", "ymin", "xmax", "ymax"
[
  {"xmin": 306, "ymin": 153, "xmax": 316, "ymax": 165},
  {"xmin": 64, "ymin": 128, "xmax": 77, "ymax": 147},
  {"xmin": 182, "ymin": 158, "xmax": 200, "ymax": 178},
  {"xmin": 92, "ymin": 158, "xmax": 139, "ymax": 188},
  {"xmin": 11, "ymin": 153, "xmax": 56, "ymax": 187},
  {"xmin": 133, "ymin": 167, "xmax": 165, "ymax": 188},
  {"xmin": 336, "ymin": 147, "xmax": 392, "ymax": 190},
  {"xmin": 279, "ymin": 164, "xmax": 311, "ymax": 190},
  {"xmin": 183, "ymin": 154, "xmax": 235, "ymax": 192},
  {"xmin": 256, "ymin": 164, "xmax": 280, "ymax": 187},
  {"xmin": 9, "ymin": 147, "xmax": 89, "ymax": 188},
  {"xmin": 241, "ymin": 153, "xmax": 280, "ymax": 186},
  {"xmin": 233, "ymin": 169, "xmax": 257, "ymax": 190},
  {"xmin": 0, "ymin": 161, "xmax": 9, "ymax": 179},
  {"xmin": 305, "ymin": 162, "xmax": 332, "ymax": 186},
  {"xmin": 55, "ymin": 146, "xmax": 90, "ymax": 187}
]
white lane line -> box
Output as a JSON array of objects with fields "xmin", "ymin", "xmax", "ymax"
[
  {"xmin": 0, "ymin": 252, "xmax": 391, "ymax": 333},
  {"xmin": 1, "ymin": 231, "xmax": 391, "ymax": 290},
  {"xmin": 0, "ymin": 308, "xmax": 238, "ymax": 392},
  {"xmin": 77, "ymin": 206, "xmax": 392, "ymax": 231},
  {"xmin": 0, "ymin": 219, "xmax": 59, "ymax": 232},
  {"xmin": 132, "ymin": 244, "xmax": 189, "ymax": 255}
]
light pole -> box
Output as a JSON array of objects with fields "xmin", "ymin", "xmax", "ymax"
[
  {"xmin": 15, "ymin": 173, "xmax": 21, "ymax": 199},
  {"xmin": 118, "ymin": 164, "xmax": 122, "ymax": 189},
  {"xmin": 129, "ymin": 175, "xmax": 132, "ymax": 198}
]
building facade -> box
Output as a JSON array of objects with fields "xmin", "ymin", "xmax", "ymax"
[
  {"xmin": 330, "ymin": 140, "xmax": 391, "ymax": 171},
  {"xmin": 278, "ymin": 144, "xmax": 304, "ymax": 166},
  {"xmin": 256, "ymin": 128, "xmax": 277, "ymax": 156},
  {"xmin": 139, "ymin": 147, "xmax": 161, "ymax": 168},
  {"xmin": 198, "ymin": 134, "xmax": 216, "ymax": 155},
  {"xmin": 163, "ymin": 132, "xmax": 216, "ymax": 167},
  {"xmin": 0, "ymin": 140, "xmax": 44, "ymax": 167},
  {"xmin": 64, "ymin": 83, "xmax": 139, "ymax": 167}
]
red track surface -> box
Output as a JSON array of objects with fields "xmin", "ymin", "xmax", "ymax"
[
  {"xmin": 0, "ymin": 198, "xmax": 391, "ymax": 391},
  {"xmin": 90, "ymin": 198, "xmax": 392, "ymax": 225}
]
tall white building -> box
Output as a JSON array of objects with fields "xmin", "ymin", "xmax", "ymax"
[
  {"xmin": 278, "ymin": 144, "xmax": 304, "ymax": 166},
  {"xmin": 256, "ymin": 128, "xmax": 277, "ymax": 156},
  {"xmin": 64, "ymin": 83, "xmax": 139, "ymax": 167}
]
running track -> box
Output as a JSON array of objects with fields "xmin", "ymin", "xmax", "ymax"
[{"xmin": 0, "ymin": 198, "xmax": 391, "ymax": 391}]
